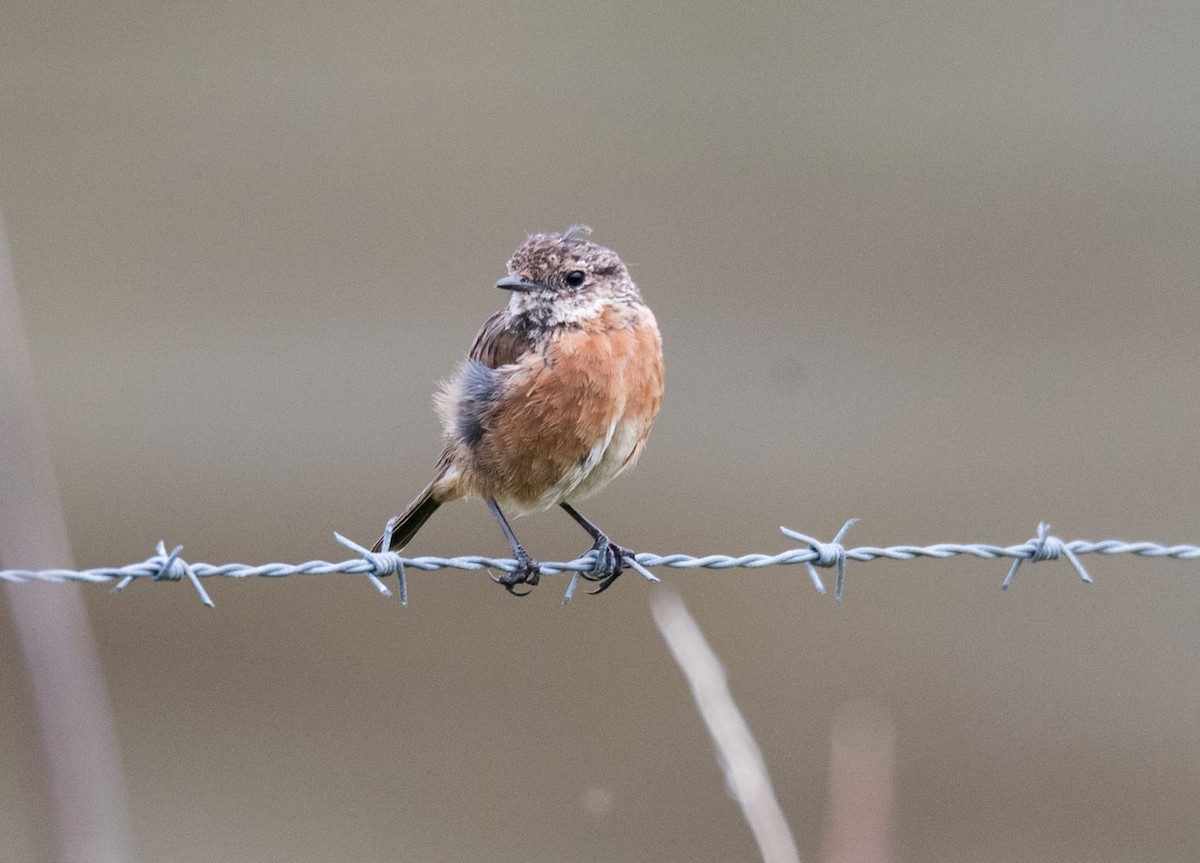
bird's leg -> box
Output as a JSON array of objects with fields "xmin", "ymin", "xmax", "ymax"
[
  {"xmin": 486, "ymin": 498, "xmax": 541, "ymax": 596},
  {"xmin": 559, "ymin": 502, "xmax": 632, "ymax": 594}
]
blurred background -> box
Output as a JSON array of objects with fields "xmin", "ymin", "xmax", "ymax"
[{"xmin": 2, "ymin": 1, "xmax": 1199, "ymax": 861}]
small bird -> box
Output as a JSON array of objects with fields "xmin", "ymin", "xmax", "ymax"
[{"xmin": 373, "ymin": 226, "xmax": 665, "ymax": 595}]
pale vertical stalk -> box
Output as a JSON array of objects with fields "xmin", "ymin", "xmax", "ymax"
[
  {"xmin": 819, "ymin": 703, "xmax": 895, "ymax": 863},
  {"xmin": 0, "ymin": 211, "xmax": 132, "ymax": 863},
  {"xmin": 651, "ymin": 591, "xmax": 802, "ymax": 863}
]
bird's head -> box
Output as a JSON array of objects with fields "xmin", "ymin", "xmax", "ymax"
[{"xmin": 497, "ymin": 226, "xmax": 641, "ymax": 325}]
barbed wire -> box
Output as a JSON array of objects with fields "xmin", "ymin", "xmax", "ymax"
[{"xmin": 3, "ymin": 520, "xmax": 1198, "ymax": 606}]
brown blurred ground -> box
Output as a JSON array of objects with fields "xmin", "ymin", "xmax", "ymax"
[{"xmin": 2, "ymin": 2, "xmax": 1200, "ymax": 861}]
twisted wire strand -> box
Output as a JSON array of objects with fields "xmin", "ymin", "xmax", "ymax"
[{"xmin": 1, "ymin": 520, "xmax": 1196, "ymax": 606}]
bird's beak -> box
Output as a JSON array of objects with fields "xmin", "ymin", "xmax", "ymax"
[{"xmin": 495, "ymin": 274, "xmax": 539, "ymax": 292}]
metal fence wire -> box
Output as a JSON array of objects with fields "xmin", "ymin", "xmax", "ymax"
[{"xmin": 3, "ymin": 519, "xmax": 1197, "ymax": 606}]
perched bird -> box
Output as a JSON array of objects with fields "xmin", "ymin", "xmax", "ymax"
[{"xmin": 373, "ymin": 226, "xmax": 665, "ymax": 595}]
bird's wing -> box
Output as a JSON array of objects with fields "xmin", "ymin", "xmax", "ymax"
[{"xmin": 467, "ymin": 309, "xmax": 536, "ymax": 368}]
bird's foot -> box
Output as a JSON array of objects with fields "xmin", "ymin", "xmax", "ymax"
[
  {"xmin": 491, "ymin": 549, "xmax": 541, "ymax": 597},
  {"xmin": 579, "ymin": 534, "xmax": 634, "ymax": 594}
]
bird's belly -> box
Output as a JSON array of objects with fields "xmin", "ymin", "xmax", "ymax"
[{"xmin": 565, "ymin": 415, "xmax": 644, "ymax": 500}]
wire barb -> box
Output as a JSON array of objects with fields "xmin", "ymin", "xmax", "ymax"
[
  {"xmin": 110, "ymin": 542, "xmax": 213, "ymax": 608},
  {"xmin": 780, "ymin": 518, "xmax": 858, "ymax": 600},
  {"xmin": 562, "ymin": 550, "xmax": 662, "ymax": 605},
  {"xmin": 1001, "ymin": 522, "xmax": 1093, "ymax": 590},
  {"xmin": 334, "ymin": 528, "xmax": 407, "ymax": 606}
]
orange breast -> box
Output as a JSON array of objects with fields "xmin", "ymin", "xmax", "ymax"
[{"xmin": 466, "ymin": 309, "xmax": 664, "ymax": 511}]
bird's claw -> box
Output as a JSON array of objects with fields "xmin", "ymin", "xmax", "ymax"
[
  {"xmin": 491, "ymin": 553, "xmax": 541, "ymax": 597},
  {"xmin": 579, "ymin": 536, "xmax": 633, "ymax": 594}
]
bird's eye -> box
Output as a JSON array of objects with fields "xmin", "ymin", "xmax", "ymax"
[{"xmin": 564, "ymin": 270, "xmax": 586, "ymax": 288}]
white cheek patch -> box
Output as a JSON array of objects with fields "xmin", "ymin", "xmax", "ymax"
[
  {"xmin": 550, "ymin": 294, "xmax": 607, "ymax": 325},
  {"xmin": 508, "ymin": 292, "xmax": 536, "ymax": 315}
]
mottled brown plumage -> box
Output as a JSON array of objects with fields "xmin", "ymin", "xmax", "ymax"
[{"xmin": 373, "ymin": 227, "xmax": 664, "ymax": 595}]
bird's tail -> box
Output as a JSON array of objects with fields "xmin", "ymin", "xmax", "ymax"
[{"xmin": 372, "ymin": 482, "xmax": 442, "ymax": 553}]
